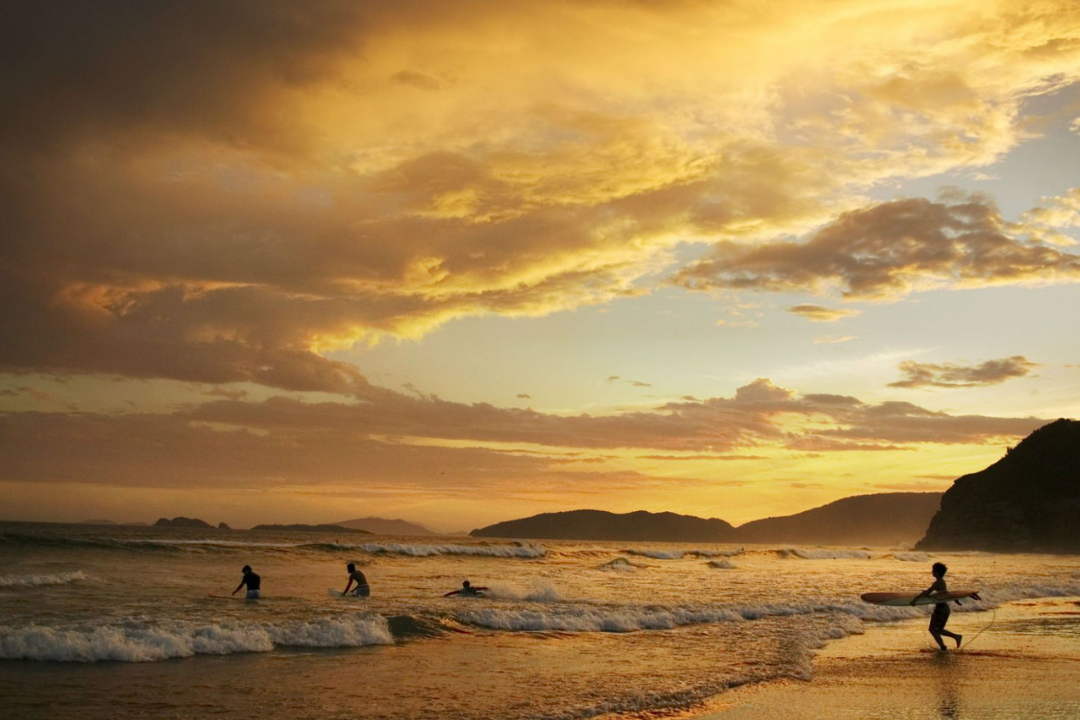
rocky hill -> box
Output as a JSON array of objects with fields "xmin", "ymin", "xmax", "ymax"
[
  {"xmin": 471, "ymin": 509, "xmax": 736, "ymax": 542},
  {"xmin": 335, "ymin": 517, "xmax": 435, "ymax": 535},
  {"xmin": 154, "ymin": 516, "xmax": 212, "ymax": 528},
  {"xmin": 917, "ymin": 419, "xmax": 1080, "ymax": 553},
  {"xmin": 252, "ymin": 524, "xmax": 371, "ymax": 534},
  {"xmin": 736, "ymin": 492, "xmax": 941, "ymax": 546}
]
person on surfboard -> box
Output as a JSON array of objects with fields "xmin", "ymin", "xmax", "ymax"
[
  {"xmin": 342, "ymin": 562, "xmax": 370, "ymax": 597},
  {"xmin": 911, "ymin": 562, "xmax": 963, "ymax": 650},
  {"xmin": 232, "ymin": 564, "xmax": 261, "ymax": 599},
  {"xmin": 444, "ymin": 580, "xmax": 488, "ymax": 597}
]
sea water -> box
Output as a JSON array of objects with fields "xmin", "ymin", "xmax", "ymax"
[{"xmin": 1, "ymin": 521, "xmax": 1079, "ymax": 720}]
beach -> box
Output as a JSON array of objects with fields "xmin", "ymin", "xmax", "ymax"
[{"xmin": 704, "ymin": 598, "xmax": 1080, "ymax": 720}]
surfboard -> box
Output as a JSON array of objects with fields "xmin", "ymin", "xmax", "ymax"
[{"xmin": 861, "ymin": 590, "xmax": 980, "ymax": 606}]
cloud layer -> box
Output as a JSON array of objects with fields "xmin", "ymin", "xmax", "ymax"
[{"xmin": 2, "ymin": 1, "xmax": 1080, "ymax": 392}]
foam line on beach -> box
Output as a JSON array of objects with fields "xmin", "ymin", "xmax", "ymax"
[
  {"xmin": 0, "ymin": 570, "xmax": 88, "ymax": 588},
  {"xmin": 0, "ymin": 615, "xmax": 393, "ymax": 663},
  {"xmin": 529, "ymin": 615, "xmax": 866, "ymax": 720}
]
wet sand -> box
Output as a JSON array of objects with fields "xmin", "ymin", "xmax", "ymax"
[{"xmin": 702, "ymin": 598, "xmax": 1080, "ymax": 720}]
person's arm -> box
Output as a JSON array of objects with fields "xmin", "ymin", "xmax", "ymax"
[
  {"xmin": 232, "ymin": 577, "xmax": 246, "ymax": 596},
  {"xmin": 343, "ymin": 578, "xmax": 354, "ymax": 596},
  {"xmin": 909, "ymin": 584, "xmax": 935, "ymax": 605},
  {"xmin": 444, "ymin": 590, "xmax": 460, "ymax": 597}
]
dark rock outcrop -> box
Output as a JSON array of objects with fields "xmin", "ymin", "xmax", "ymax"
[
  {"xmin": 471, "ymin": 509, "xmax": 736, "ymax": 542},
  {"xmin": 154, "ymin": 516, "xmax": 212, "ymax": 528},
  {"xmin": 916, "ymin": 419, "xmax": 1080, "ymax": 553},
  {"xmin": 217, "ymin": 522, "xmax": 231, "ymax": 530},
  {"xmin": 736, "ymin": 492, "xmax": 942, "ymax": 546}
]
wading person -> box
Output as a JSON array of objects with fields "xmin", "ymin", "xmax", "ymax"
[
  {"xmin": 232, "ymin": 564, "xmax": 261, "ymax": 599},
  {"xmin": 342, "ymin": 562, "xmax": 370, "ymax": 597}
]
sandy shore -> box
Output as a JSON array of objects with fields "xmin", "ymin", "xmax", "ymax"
[{"xmin": 700, "ymin": 597, "xmax": 1080, "ymax": 720}]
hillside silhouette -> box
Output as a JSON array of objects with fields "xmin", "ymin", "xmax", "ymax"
[{"xmin": 917, "ymin": 419, "xmax": 1080, "ymax": 553}]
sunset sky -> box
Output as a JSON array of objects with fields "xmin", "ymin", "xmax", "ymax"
[{"xmin": 2, "ymin": 0, "xmax": 1079, "ymax": 531}]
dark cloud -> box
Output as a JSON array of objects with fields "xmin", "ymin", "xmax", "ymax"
[
  {"xmin": 888, "ymin": 356, "xmax": 1038, "ymax": 388},
  {"xmin": 673, "ymin": 195, "xmax": 1080, "ymax": 300}
]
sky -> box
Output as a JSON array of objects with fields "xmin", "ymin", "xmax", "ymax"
[{"xmin": 2, "ymin": 0, "xmax": 1079, "ymax": 532}]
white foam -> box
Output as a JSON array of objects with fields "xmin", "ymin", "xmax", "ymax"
[
  {"xmin": 482, "ymin": 581, "xmax": 565, "ymax": 602},
  {"xmin": 777, "ymin": 548, "xmax": 873, "ymax": 560},
  {"xmin": 623, "ymin": 549, "xmax": 684, "ymax": 560},
  {"xmin": 357, "ymin": 542, "xmax": 547, "ymax": 558},
  {"xmin": 0, "ymin": 571, "xmax": 88, "ymax": 588},
  {"xmin": 0, "ymin": 615, "xmax": 393, "ymax": 663}
]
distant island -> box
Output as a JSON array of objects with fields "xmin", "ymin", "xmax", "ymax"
[
  {"xmin": 154, "ymin": 517, "xmax": 213, "ymax": 528},
  {"xmin": 471, "ymin": 492, "xmax": 942, "ymax": 545},
  {"xmin": 334, "ymin": 517, "xmax": 435, "ymax": 535},
  {"xmin": 251, "ymin": 523, "xmax": 372, "ymax": 534},
  {"xmin": 472, "ymin": 510, "xmax": 736, "ymax": 542},
  {"xmin": 736, "ymin": 492, "xmax": 942, "ymax": 546},
  {"xmin": 917, "ymin": 419, "xmax": 1080, "ymax": 553}
]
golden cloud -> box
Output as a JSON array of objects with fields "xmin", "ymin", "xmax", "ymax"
[{"xmin": 3, "ymin": 1, "xmax": 1080, "ymax": 392}]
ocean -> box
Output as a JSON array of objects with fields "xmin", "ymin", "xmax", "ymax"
[{"xmin": 2, "ymin": 521, "xmax": 1079, "ymax": 720}]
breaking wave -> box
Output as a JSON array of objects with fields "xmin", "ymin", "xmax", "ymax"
[
  {"xmin": 0, "ymin": 571, "xmax": 88, "ymax": 588},
  {"xmin": 357, "ymin": 542, "xmax": 547, "ymax": 558},
  {"xmin": 892, "ymin": 552, "xmax": 931, "ymax": 562},
  {"xmin": 595, "ymin": 558, "xmax": 644, "ymax": 572},
  {"xmin": 707, "ymin": 560, "xmax": 736, "ymax": 569},
  {"xmin": 623, "ymin": 549, "xmax": 684, "ymax": 560},
  {"xmin": 777, "ymin": 548, "xmax": 873, "ymax": 560},
  {"xmin": 0, "ymin": 615, "xmax": 393, "ymax": 663}
]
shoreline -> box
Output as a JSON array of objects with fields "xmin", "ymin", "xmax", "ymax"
[{"xmin": 694, "ymin": 596, "xmax": 1080, "ymax": 720}]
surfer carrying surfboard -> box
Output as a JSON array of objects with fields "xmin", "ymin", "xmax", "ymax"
[
  {"xmin": 232, "ymin": 564, "xmax": 261, "ymax": 599},
  {"xmin": 342, "ymin": 562, "xmax": 370, "ymax": 597},
  {"xmin": 912, "ymin": 562, "xmax": 964, "ymax": 650}
]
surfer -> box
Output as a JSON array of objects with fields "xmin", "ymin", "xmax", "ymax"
[
  {"xmin": 912, "ymin": 562, "xmax": 962, "ymax": 650},
  {"xmin": 232, "ymin": 564, "xmax": 261, "ymax": 600},
  {"xmin": 342, "ymin": 562, "xmax": 370, "ymax": 597},
  {"xmin": 444, "ymin": 580, "xmax": 488, "ymax": 597}
]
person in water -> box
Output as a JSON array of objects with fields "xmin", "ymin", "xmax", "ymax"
[
  {"xmin": 342, "ymin": 562, "xmax": 370, "ymax": 597},
  {"xmin": 232, "ymin": 564, "xmax": 260, "ymax": 600},
  {"xmin": 912, "ymin": 562, "xmax": 962, "ymax": 650},
  {"xmin": 444, "ymin": 580, "xmax": 488, "ymax": 597}
]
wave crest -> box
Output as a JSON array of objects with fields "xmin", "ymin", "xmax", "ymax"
[
  {"xmin": 0, "ymin": 571, "xmax": 88, "ymax": 587},
  {"xmin": 0, "ymin": 615, "xmax": 392, "ymax": 663}
]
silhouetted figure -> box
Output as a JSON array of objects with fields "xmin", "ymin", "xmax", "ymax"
[
  {"xmin": 343, "ymin": 562, "xmax": 370, "ymax": 597},
  {"xmin": 444, "ymin": 580, "xmax": 488, "ymax": 597},
  {"xmin": 912, "ymin": 562, "xmax": 962, "ymax": 650},
  {"xmin": 233, "ymin": 564, "xmax": 261, "ymax": 599}
]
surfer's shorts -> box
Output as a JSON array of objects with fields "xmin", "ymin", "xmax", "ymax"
[
  {"xmin": 246, "ymin": 589, "xmax": 261, "ymax": 600},
  {"xmin": 354, "ymin": 585, "xmax": 371, "ymax": 597},
  {"xmin": 929, "ymin": 602, "xmax": 950, "ymax": 633}
]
